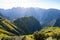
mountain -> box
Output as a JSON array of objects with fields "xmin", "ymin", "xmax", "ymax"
[
  {"xmin": 0, "ymin": 7, "xmax": 60, "ymax": 27},
  {"xmin": 0, "ymin": 7, "xmax": 46, "ymax": 20},
  {"xmin": 0, "ymin": 7, "xmax": 46, "ymax": 22},
  {"xmin": 14, "ymin": 16, "xmax": 41, "ymax": 34},
  {"xmin": 53, "ymin": 19, "xmax": 60, "ymax": 27},
  {"xmin": 46, "ymin": 19, "xmax": 60, "ymax": 27},
  {"xmin": 41, "ymin": 9, "xmax": 60, "ymax": 27},
  {"xmin": 0, "ymin": 16, "xmax": 41, "ymax": 36},
  {"xmin": 0, "ymin": 16, "xmax": 24, "ymax": 36}
]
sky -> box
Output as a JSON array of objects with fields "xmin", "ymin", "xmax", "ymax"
[{"xmin": 0, "ymin": 0, "xmax": 60, "ymax": 9}]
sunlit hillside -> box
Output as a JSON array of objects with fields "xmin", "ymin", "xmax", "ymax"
[
  {"xmin": 34, "ymin": 27, "xmax": 60, "ymax": 40},
  {"xmin": 0, "ymin": 16, "xmax": 24, "ymax": 36},
  {"xmin": 0, "ymin": 15, "xmax": 60, "ymax": 40}
]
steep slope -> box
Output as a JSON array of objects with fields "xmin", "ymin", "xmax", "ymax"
[
  {"xmin": 0, "ymin": 8, "xmax": 60, "ymax": 27},
  {"xmin": 47, "ymin": 19, "xmax": 60, "ymax": 27},
  {"xmin": 0, "ymin": 7, "xmax": 46, "ymax": 22},
  {"xmin": 41, "ymin": 9, "xmax": 60, "ymax": 27},
  {"xmin": 14, "ymin": 16, "xmax": 41, "ymax": 34},
  {"xmin": 44, "ymin": 19, "xmax": 56, "ymax": 27},
  {"xmin": 0, "ymin": 16, "xmax": 24, "ymax": 36},
  {"xmin": 53, "ymin": 19, "xmax": 60, "ymax": 27}
]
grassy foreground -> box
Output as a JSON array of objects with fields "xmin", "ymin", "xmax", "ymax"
[{"xmin": 0, "ymin": 27, "xmax": 60, "ymax": 40}]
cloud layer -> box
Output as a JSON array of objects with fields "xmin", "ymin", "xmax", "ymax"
[{"xmin": 0, "ymin": 0, "xmax": 60, "ymax": 9}]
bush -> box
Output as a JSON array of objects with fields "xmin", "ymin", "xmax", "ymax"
[
  {"xmin": 34, "ymin": 31, "xmax": 46, "ymax": 40},
  {"xmin": 33, "ymin": 27, "xmax": 60, "ymax": 40},
  {"xmin": 1, "ymin": 37, "xmax": 15, "ymax": 40}
]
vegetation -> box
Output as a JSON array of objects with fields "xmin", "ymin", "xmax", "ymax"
[
  {"xmin": 1, "ymin": 26, "xmax": 60, "ymax": 40},
  {"xmin": 14, "ymin": 16, "xmax": 41, "ymax": 34},
  {"xmin": 0, "ymin": 15, "xmax": 60, "ymax": 40},
  {"xmin": 0, "ymin": 16, "xmax": 24, "ymax": 36},
  {"xmin": 34, "ymin": 27, "xmax": 60, "ymax": 40}
]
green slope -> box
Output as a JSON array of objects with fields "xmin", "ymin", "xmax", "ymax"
[
  {"xmin": 14, "ymin": 16, "xmax": 41, "ymax": 34},
  {"xmin": 0, "ymin": 16, "xmax": 24, "ymax": 36},
  {"xmin": 34, "ymin": 27, "xmax": 60, "ymax": 40},
  {"xmin": 0, "ymin": 16, "xmax": 41, "ymax": 36}
]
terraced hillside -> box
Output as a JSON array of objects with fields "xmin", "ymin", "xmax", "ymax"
[{"xmin": 0, "ymin": 16, "xmax": 24, "ymax": 36}]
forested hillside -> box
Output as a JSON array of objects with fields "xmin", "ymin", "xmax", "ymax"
[
  {"xmin": 0, "ymin": 8, "xmax": 60, "ymax": 40},
  {"xmin": 0, "ymin": 16, "xmax": 41, "ymax": 36},
  {"xmin": 14, "ymin": 16, "xmax": 41, "ymax": 34}
]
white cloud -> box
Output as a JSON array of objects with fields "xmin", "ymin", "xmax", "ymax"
[{"xmin": 0, "ymin": 0, "xmax": 60, "ymax": 9}]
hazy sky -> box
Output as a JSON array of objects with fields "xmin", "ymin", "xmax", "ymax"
[{"xmin": 0, "ymin": 0, "xmax": 60, "ymax": 9}]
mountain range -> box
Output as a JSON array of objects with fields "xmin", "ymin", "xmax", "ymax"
[
  {"xmin": 0, "ymin": 7, "xmax": 60, "ymax": 27},
  {"xmin": 0, "ymin": 7, "xmax": 60, "ymax": 36}
]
